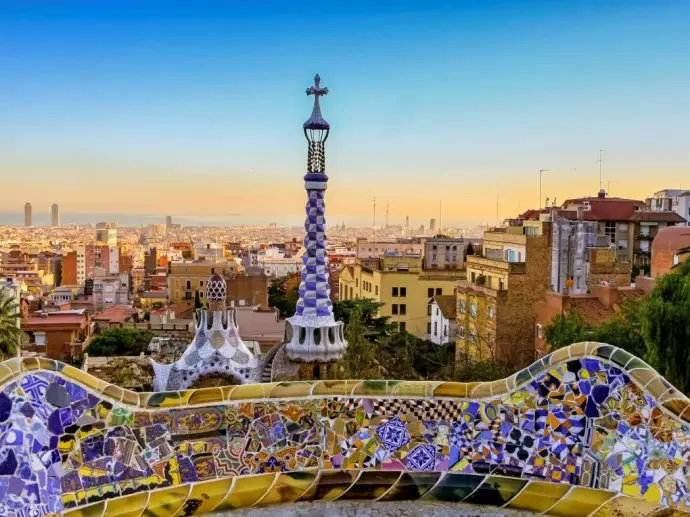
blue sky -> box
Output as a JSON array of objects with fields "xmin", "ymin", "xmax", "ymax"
[{"xmin": 1, "ymin": 1, "xmax": 689, "ymax": 225}]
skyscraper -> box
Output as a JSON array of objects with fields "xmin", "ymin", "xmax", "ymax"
[
  {"xmin": 24, "ymin": 203, "xmax": 32, "ymax": 227},
  {"xmin": 430, "ymin": 218, "xmax": 437, "ymax": 234},
  {"xmin": 51, "ymin": 203, "xmax": 60, "ymax": 226},
  {"xmin": 165, "ymin": 215, "xmax": 172, "ymax": 228},
  {"xmin": 285, "ymin": 74, "xmax": 347, "ymax": 363}
]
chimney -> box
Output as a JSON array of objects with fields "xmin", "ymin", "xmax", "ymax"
[
  {"xmin": 576, "ymin": 206, "xmax": 584, "ymax": 221},
  {"xmin": 598, "ymin": 189, "xmax": 606, "ymax": 199}
]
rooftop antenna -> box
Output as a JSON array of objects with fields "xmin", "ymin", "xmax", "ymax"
[
  {"xmin": 372, "ymin": 197, "xmax": 376, "ymax": 246},
  {"xmin": 598, "ymin": 149, "xmax": 605, "ymax": 190},
  {"xmin": 385, "ymin": 202, "xmax": 389, "ymax": 229},
  {"xmin": 496, "ymin": 193, "xmax": 499, "ymax": 225},
  {"xmin": 439, "ymin": 200, "xmax": 442, "ymax": 234},
  {"xmin": 539, "ymin": 169, "xmax": 549, "ymax": 209},
  {"xmin": 607, "ymin": 180, "xmax": 612, "ymax": 195}
]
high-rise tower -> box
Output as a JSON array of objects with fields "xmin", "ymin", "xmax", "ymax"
[
  {"xmin": 24, "ymin": 203, "xmax": 32, "ymax": 227},
  {"xmin": 285, "ymin": 74, "xmax": 347, "ymax": 363},
  {"xmin": 51, "ymin": 203, "xmax": 60, "ymax": 226}
]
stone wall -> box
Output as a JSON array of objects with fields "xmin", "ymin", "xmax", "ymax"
[{"xmin": 1, "ymin": 342, "xmax": 690, "ymax": 517}]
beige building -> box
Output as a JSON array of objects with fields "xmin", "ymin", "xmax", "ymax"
[
  {"xmin": 339, "ymin": 254, "xmax": 464, "ymax": 337},
  {"xmin": 356, "ymin": 238, "xmax": 424, "ymax": 259},
  {"xmin": 167, "ymin": 261, "xmax": 238, "ymax": 304},
  {"xmin": 456, "ymin": 221, "xmax": 551, "ymax": 366}
]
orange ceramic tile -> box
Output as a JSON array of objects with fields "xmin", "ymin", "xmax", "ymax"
[{"xmin": 432, "ymin": 382, "xmax": 471, "ymax": 398}]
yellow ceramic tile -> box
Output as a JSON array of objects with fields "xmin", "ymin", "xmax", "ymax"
[
  {"xmin": 37, "ymin": 357, "xmax": 59, "ymax": 371},
  {"xmin": 311, "ymin": 380, "xmax": 352, "ymax": 396},
  {"xmin": 488, "ymin": 379, "xmax": 509, "ymax": 396},
  {"xmin": 338, "ymin": 471, "xmax": 402, "ymax": 500},
  {"xmin": 590, "ymin": 495, "xmax": 663, "ymax": 517},
  {"xmin": 140, "ymin": 485, "xmax": 190, "ymax": 517},
  {"xmin": 214, "ymin": 473, "xmax": 276, "ymax": 510},
  {"xmin": 547, "ymin": 486, "xmax": 615, "ymax": 517},
  {"xmin": 20, "ymin": 357, "xmax": 40, "ymax": 371},
  {"xmin": 549, "ymin": 346, "xmax": 572, "ymax": 367},
  {"xmin": 2, "ymin": 357, "xmax": 22, "ymax": 376},
  {"xmin": 102, "ymin": 384, "xmax": 125, "ymax": 402},
  {"xmin": 104, "ymin": 492, "xmax": 149, "ymax": 517},
  {"xmin": 255, "ymin": 471, "xmax": 318, "ymax": 506},
  {"xmin": 136, "ymin": 392, "xmax": 152, "ymax": 408},
  {"xmin": 432, "ymin": 382, "xmax": 471, "ymax": 398},
  {"xmin": 145, "ymin": 391, "xmax": 182, "ymax": 408},
  {"xmin": 469, "ymin": 382, "xmax": 493, "ymax": 399},
  {"xmin": 62, "ymin": 365, "xmax": 109, "ymax": 393},
  {"xmin": 567, "ymin": 342, "xmax": 587, "ymax": 359},
  {"xmin": 629, "ymin": 368, "xmax": 659, "ymax": 390},
  {"xmin": 0, "ymin": 363, "xmax": 16, "ymax": 386},
  {"xmin": 269, "ymin": 382, "xmax": 313, "ymax": 399},
  {"xmin": 63, "ymin": 501, "xmax": 106, "ymax": 517},
  {"xmin": 306, "ymin": 469, "xmax": 359, "ymax": 501},
  {"xmin": 187, "ymin": 387, "xmax": 224, "ymax": 405},
  {"xmin": 350, "ymin": 380, "xmax": 388, "ymax": 397},
  {"xmin": 171, "ymin": 478, "xmax": 233, "ymax": 516},
  {"xmin": 388, "ymin": 380, "xmax": 428, "ymax": 397},
  {"xmin": 229, "ymin": 383, "xmax": 272, "ymax": 400},
  {"xmin": 119, "ymin": 389, "xmax": 139, "ymax": 407},
  {"xmin": 507, "ymin": 480, "xmax": 570, "ymax": 513}
]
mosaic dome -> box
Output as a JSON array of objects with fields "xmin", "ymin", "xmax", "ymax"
[{"xmin": 207, "ymin": 273, "xmax": 227, "ymax": 302}]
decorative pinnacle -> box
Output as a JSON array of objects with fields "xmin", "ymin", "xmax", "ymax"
[{"xmin": 303, "ymin": 74, "xmax": 330, "ymax": 130}]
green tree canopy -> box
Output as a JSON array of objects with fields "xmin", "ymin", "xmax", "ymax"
[
  {"xmin": 0, "ymin": 287, "xmax": 23, "ymax": 359},
  {"xmin": 268, "ymin": 277, "xmax": 298, "ymax": 318},
  {"xmin": 87, "ymin": 327, "xmax": 153, "ymax": 357},
  {"xmin": 333, "ymin": 298, "xmax": 396, "ymax": 343},
  {"xmin": 544, "ymin": 312, "xmax": 590, "ymax": 349},
  {"xmin": 644, "ymin": 259, "xmax": 690, "ymax": 393},
  {"xmin": 339, "ymin": 306, "xmax": 380, "ymax": 379}
]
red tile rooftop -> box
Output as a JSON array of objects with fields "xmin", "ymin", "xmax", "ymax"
[{"xmin": 92, "ymin": 305, "xmax": 136, "ymax": 324}]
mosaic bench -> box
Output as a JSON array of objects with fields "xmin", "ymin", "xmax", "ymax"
[{"xmin": 1, "ymin": 342, "xmax": 690, "ymax": 517}]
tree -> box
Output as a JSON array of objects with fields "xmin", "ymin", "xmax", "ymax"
[
  {"xmin": 544, "ymin": 312, "xmax": 589, "ymax": 349},
  {"xmin": 339, "ymin": 306, "xmax": 380, "ymax": 379},
  {"xmin": 333, "ymin": 299, "xmax": 396, "ymax": 343},
  {"xmin": 643, "ymin": 259, "xmax": 690, "ymax": 393},
  {"xmin": 87, "ymin": 327, "xmax": 154, "ymax": 357},
  {"xmin": 0, "ymin": 288, "xmax": 23, "ymax": 359},
  {"xmin": 594, "ymin": 299, "xmax": 646, "ymax": 358},
  {"xmin": 194, "ymin": 290, "xmax": 202, "ymax": 309},
  {"xmin": 465, "ymin": 243, "xmax": 475, "ymax": 257},
  {"xmin": 268, "ymin": 277, "xmax": 298, "ymax": 318}
]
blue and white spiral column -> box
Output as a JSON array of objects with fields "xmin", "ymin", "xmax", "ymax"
[{"xmin": 285, "ymin": 74, "xmax": 347, "ymax": 363}]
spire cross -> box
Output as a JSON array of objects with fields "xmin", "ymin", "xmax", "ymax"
[{"xmin": 306, "ymin": 74, "xmax": 328, "ymax": 103}]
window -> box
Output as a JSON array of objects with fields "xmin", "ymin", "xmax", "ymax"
[
  {"xmin": 399, "ymin": 322, "xmax": 406, "ymax": 332},
  {"xmin": 619, "ymin": 223, "xmax": 628, "ymax": 232},
  {"xmin": 436, "ymin": 307, "xmax": 440, "ymax": 316},
  {"xmin": 349, "ymin": 286, "xmax": 353, "ymax": 299},
  {"xmin": 392, "ymin": 287, "xmax": 399, "ymax": 297},
  {"xmin": 471, "ymin": 272, "xmax": 476, "ymax": 283},
  {"xmin": 375, "ymin": 286, "xmax": 379, "ymax": 295},
  {"xmin": 618, "ymin": 240, "xmax": 628, "ymax": 249},
  {"xmin": 392, "ymin": 304, "xmax": 399, "ymax": 315},
  {"xmin": 469, "ymin": 331, "xmax": 477, "ymax": 344},
  {"xmin": 605, "ymin": 222, "xmax": 616, "ymax": 243},
  {"xmin": 200, "ymin": 280, "xmax": 204, "ymax": 287},
  {"xmin": 400, "ymin": 304, "xmax": 407, "ymax": 315},
  {"xmin": 427, "ymin": 288, "xmax": 434, "ymax": 298},
  {"xmin": 452, "ymin": 246, "xmax": 457, "ymax": 251},
  {"xmin": 433, "ymin": 321, "xmax": 438, "ymax": 336},
  {"xmin": 537, "ymin": 323, "xmax": 544, "ymax": 339},
  {"xmin": 488, "ymin": 305, "xmax": 494, "ymax": 319},
  {"xmin": 499, "ymin": 279, "xmax": 505, "ymax": 291},
  {"xmin": 458, "ymin": 327, "xmax": 465, "ymax": 339},
  {"xmin": 435, "ymin": 288, "xmax": 442, "ymax": 295},
  {"xmin": 459, "ymin": 300, "xmax": 466, "ymax": 313},
  {"xmin": 400, "ymin": 287, "xmax": 407, "ymax": 297},
  {"xmin": 211, "ymin": 268, "xmax": 215, "ymax": 275},
  {"xmin": 200, "ymin": 292, "xmax": 204, "ymax": 298},
  {"xmin": 186, "ymin": 280, "xmax": 191, "ymax": 289},
  {"xmin": 470, "ymin": 303, "xmax": 478, "ymax": 317},
  {"xmin": 355, "ymin": 279, "xmax": 359, "ymax": 287},
  {"xmin": 428, "ymin": 304, "xmax": 432, "ymax": 316},
  {"xmin": 432, "ymin": 245, "xmax": 437, "ymax": 250},
  {"xmin": 432, "ymin": 254, "xmax": 437, "ymax": 260},
  {"xmin": 427, "ymin": 322, "xmax": 431, "ymax": 334}
]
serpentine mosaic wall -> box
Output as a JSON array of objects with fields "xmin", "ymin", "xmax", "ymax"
[{"xmin": 1, "ymin": 343, "xmax": 690, "ymax": 517}]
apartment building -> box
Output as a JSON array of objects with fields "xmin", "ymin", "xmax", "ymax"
[{"xmin": 339, "ymin": 253, "xmax": 464, "ymax": 337}]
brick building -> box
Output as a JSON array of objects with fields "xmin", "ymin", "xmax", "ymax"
[
  {"xmin": 456, "ymin": 221, "xmax": 551, "ymax": 366},
  {"xmin": 21, "ymin": 310, "xmax": 92, "ymax": 361},
  {"xmin": 650, "ymin": 227, "xmax": 690, "ymax": 278}
]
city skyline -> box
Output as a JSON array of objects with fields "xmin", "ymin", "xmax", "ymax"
[{"xmin": 2, "ymin": 1, "xmax": 689, "ymax": 223}]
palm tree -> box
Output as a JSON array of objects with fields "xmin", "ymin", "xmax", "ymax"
[{"xmin": 0, "ymin": 287, "xmax": 23, "ymax": 359}]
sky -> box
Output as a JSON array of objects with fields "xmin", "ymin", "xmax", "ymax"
[{"xmin": 1, "ymin": 0, "xmax": 689, "ymax": 227}]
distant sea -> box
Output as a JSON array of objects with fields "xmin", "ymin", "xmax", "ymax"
[{"xmin": 0, "ymin": 212, "xmax": 272, "ymax": 227}]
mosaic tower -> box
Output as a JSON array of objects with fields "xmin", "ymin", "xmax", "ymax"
[{"xmin": 285, "ymin": 74, "xmax": 347, "ymax": 362}]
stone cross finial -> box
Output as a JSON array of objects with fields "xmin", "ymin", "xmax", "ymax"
[{"xmin": 306, "ymin": 74, "xmax": 328, "ymax": 99}]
